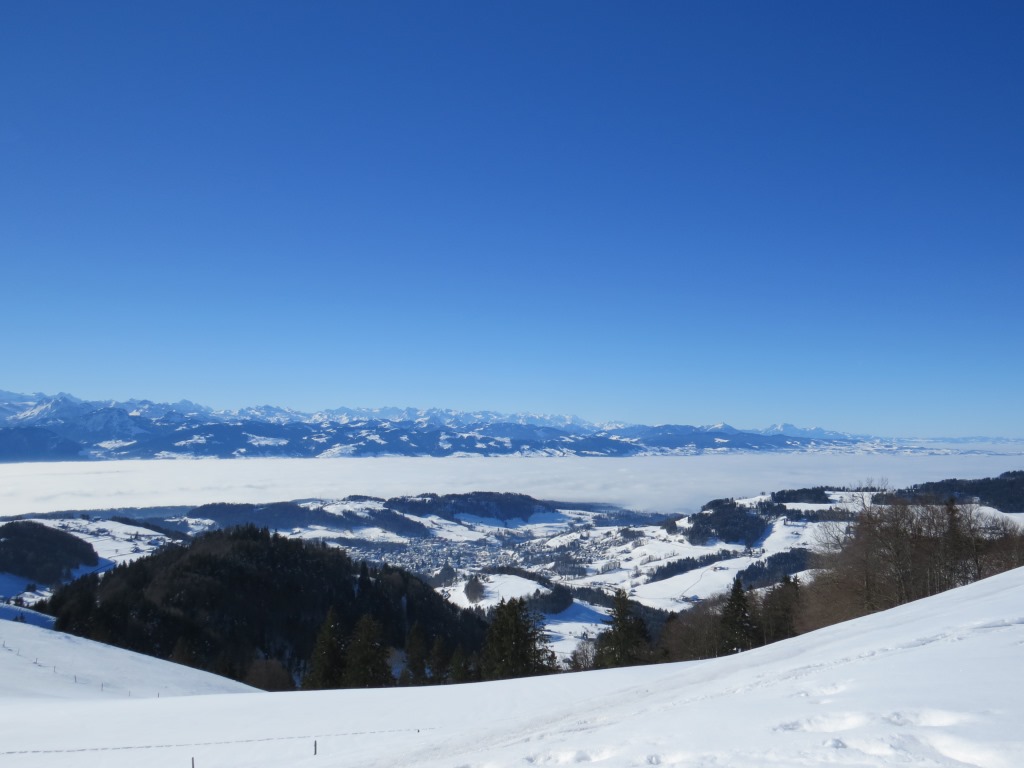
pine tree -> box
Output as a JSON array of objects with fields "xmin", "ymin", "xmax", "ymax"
[
  {"xmin": 594, "ymin": 589, "xmax": 649, "ymax": 668},
  {"xmin": 405, "ymin": 622, "xmax": 428, "ymax": 684},
  {"xmin": 448, "ymin": 645, "xmax": 472, "ymax": 683},
  {"xmin": 429, "ymin": 636, "xmax": 450, "ymax": 683},
  {"xmin": 302, "ymin": 607, "xmax": 346, "ymax": 689},
  {"xmin": 719, "ymin": 576, "xmax": 758, "ymax": 655},
  {"xmin": 464, "ymin": 574, "xmax": 486, "ymax": 603},
  {"xmin": 480, "ymin": 598, "xmax": 556, "ymax": 680},
  {"xmin": 342, "ymin": 614, "xmax": 392, "ymax": 688},
  {"xmin": 357, "ymin": 561, "xmax": 372, "ymax": 599},
  {"xmin": 758, "ymin": 575, "xmax": 800, "ymax": 644}
]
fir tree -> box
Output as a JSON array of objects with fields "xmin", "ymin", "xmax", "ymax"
[
  {"xmin": 757, "ymin": 575, "xmax": 800, "ymax": 644},
  {"xmin": 719, "ymin": 576, "xmax": 758, "ymax": 654},
  {"xmin": 405, "ymin": 622, "xmax": 428, "ymax": 684},
  {"xmin": 302, "ymin": 607, "xmax": 345, "ymax": 689},
  {"xmin": 429, "ymin": 636, "xmax": 450, "ymax": 683},
  {"xmin": 343, "ymin": 615, "xmax": 392, "ymax": 688},
  {"xmin": 357, "ymin": 561, "xmax": 372, "ymax": 600},
  {"xmin": 480, "ymin": 598, "xmax": 556, "ymax": 680},
  {"xmin": 449, "ymin": 645, "xmax": 472, "ymax": 683},
  {"xmin": 594, "ymin": 589, "xmax": 649, "ymax": 668},
  {"xmin": 464, "ymin": 574, "xmax": 486, "ymax": 603}
]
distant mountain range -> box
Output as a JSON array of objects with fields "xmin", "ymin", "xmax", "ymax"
[{"xmin": 0, "ymin": 389, "xmax": 1000, "ymax": 462}]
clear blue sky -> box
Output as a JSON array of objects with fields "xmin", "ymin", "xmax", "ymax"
[{"xmin": 2, "ymin": 2, "xmax": 1022, "ymax": 436}]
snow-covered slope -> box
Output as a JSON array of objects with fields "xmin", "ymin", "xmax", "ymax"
[
  {"xmin": 0, "ymin": 620, "xmax": 255, "ymax": 701},
  {"xmin": 2, "ymin": 567, "xmax": 1022, "ymax": 767}
]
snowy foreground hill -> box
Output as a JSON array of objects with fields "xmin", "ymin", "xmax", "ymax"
[{"xmin": 3, "ymin": 568, "xmax": 1023, "ymax": 767}]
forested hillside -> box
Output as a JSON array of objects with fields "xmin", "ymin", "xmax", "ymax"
[
  {"xmin": 0, "ymin": 521, "xmax": 99, "ymax": 586},
  {"xmin": 878, "ymin": 470, "xmax": 1024, "ymax": 511},
  {"xmin": 43, "ymin": 526, "xmax": 487, "ymax": 689}
]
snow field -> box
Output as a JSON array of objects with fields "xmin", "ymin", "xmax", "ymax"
[
  {"xmin": 29, "ymin": 516, "xmax": 174, "ymax": 566},
  {"xmin": 0, "ymin": 619, "xmax": 254, "ymax": 701},
  {"xmin": 446, "ymin": 573, "xmax": 552, "ymax": 611},
  {"xmin": 543, "ymin": 600, "xmax": 610, "ymax": 660},
  {"xmin": 0, "ymin": 604, "xmax": 54, "ymax": 629}
]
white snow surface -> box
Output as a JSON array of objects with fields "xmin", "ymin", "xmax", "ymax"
[
  {"xmin": 446, "ymin": 573, "xmax": 551, "ymax": 611},
  {"xmin": 1, "ymin": 454, "xmax": 1021, "ymax": 517},
  {"xmin": 0, "ymin": 604, "xmax": 54, "ymax": 628},
  {"xmin": 1, "ymin": 567, "xmax": 1023, "ymax": 766},
  {"xmin": 27, "ymin": 517, "xmax": 173, "ymax": 566},
  {"xmin": 0, "ymin": 620, "xmax": 255, "ymax": 701}
]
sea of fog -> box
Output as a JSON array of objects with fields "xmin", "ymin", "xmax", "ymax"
[{"xmin": 1, "ymin": 453, "xmax": 1022, "ymax": 518}]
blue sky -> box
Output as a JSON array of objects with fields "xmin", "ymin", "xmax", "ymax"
[{"xmin": 2, "ymin": 2, "xmax": 1022, "ymax": 436}]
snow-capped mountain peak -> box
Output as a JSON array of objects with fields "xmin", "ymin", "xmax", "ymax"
[{"xmin": 2, "ymin": 388, "xmax": 1014, "ymax": 461}]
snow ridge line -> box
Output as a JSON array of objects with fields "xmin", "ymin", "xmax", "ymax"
[{"xmin": 0, "ymin": 727, "xmax": 436, "ymax": 756}]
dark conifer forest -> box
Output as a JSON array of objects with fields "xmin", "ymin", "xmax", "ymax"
[
  {"xmin": 42, "ymin": 526, "xmax": 487, "ymax": 689},
  {"xmin": 0, "ymin": 521, "xmax": 99, "ymax": 586}
]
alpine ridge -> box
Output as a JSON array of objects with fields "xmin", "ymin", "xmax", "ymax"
[{"xmin": 0, "ymin": 389, "xmax": 1007, "ymax": 461}]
